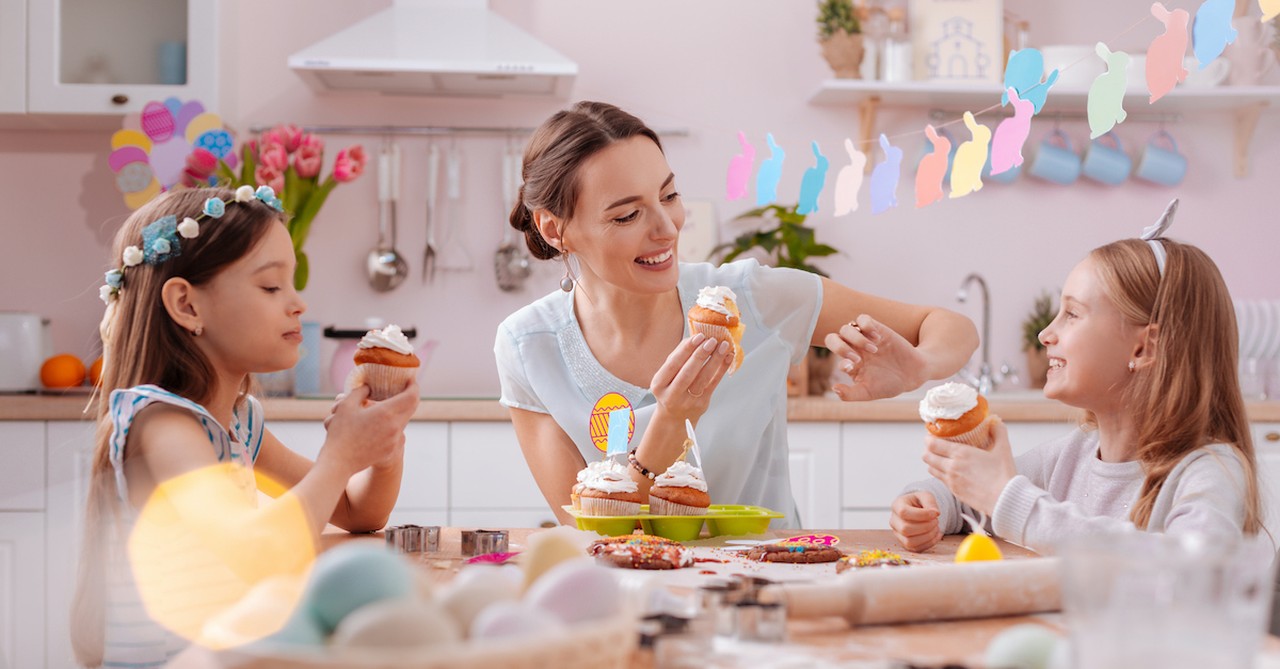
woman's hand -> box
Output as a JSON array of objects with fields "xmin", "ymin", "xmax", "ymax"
[
  {"xmin": 319, "ymin": 381, "xmax": 419, "ymax": 477},
  {"xmin": 650, "ymin": 332, "xmax": 734, "ymax": 422},
  {"xmin": 890, "ymin": 491, "xmax": 942, "ymax": 552},
  {"xmin": 920, "ymin": 418, "xmax": 1016, "ymax": 516},
  {"xmin": 826, "ymin": 315, "xmax": 928, "ymax": 401}
]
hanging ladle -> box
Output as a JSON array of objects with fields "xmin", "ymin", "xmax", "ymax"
[
  {"xmin": 367, "ymin": 141, "xmax": 408, "ymax": 292},
  {"xmin": 494, "ymin": 142, "xmax": 531, "ymax": 291}
]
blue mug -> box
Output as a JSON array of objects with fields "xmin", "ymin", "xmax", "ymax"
[
  {"xmin": 1134, "ymin": 130, "xmax": 1187, "ymax": 187},
  {"xmin": 1028, "ymin": 129, "xmax": 1080, "ymax": 185},
  {"xmin": 1081, "ymin": 132, "xmax": 1132, "ymax": 186}
]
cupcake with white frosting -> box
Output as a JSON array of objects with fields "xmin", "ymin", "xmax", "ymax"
[
  {"xmin": 578, "ymin": 461, "xmax": 642, "ymax": 517},
  {"xmin": 648, "ymin": 460, "xmax": 710, "ymax": 516},
  {"xmin": 572, "ymin": 460, "xmax": 624, "ymax": 511},
  {"xmin": 919, "ymin": 382, "xmax": 995, "ymax": 450},
  {"xmin": 352, "ymin": 325, "xmax": 419, "ymax": 400},
  {"xmin": 686, "ymin": 286, "xmax": 745, "ymax": 373}
]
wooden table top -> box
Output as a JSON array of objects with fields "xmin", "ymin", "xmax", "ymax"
[{"xmin": 166, "ymin": 527, "xmax": 1280, "ymax": 669}]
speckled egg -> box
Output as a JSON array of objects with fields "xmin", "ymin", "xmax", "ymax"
[
  {"xmin": 438, "ymin": 565, "xmax": 521, "ymax": 633},
  {"xmin": 524, "ymin": 559, "xmax": 621, "ymax": 624},
  {"xmin": 301, "ymin": 542, "xmax": 415, "ymax": 633},
  {"xmin": 470, "ymin": 600, "xmax": 567, "ymax": 640},
  {"xmin": 331, "ymin": 598, "xmax": 461, "ymax": 649}
]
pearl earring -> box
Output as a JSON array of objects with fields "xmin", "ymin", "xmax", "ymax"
[
  {"xmin": 191, "ymin": 326, "xmax": 203, "ymax": 337},
  {"xmin": 559, "ymin": 251, "xmax": 574, "ymax": 292},
  {"xmin": 1128, "ymin": 360, "xmax": 1136, "ymax": 372}
]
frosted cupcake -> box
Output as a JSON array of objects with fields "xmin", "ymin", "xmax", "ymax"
[
  {"xmin": 572, "ymin": 460, "xmax": 624, "ymax": 511},
  {"xmin": 648, "ymin": 459, "xmax": 710, "ymax": 516},
  {"xmin": 352, "ymin": 325, "xmax": 420, "ymax": 401},
  {"xmin": 687, "ymin": 286, "xmax": 745, "ymax": 372},
  {"xmin": 919, "ymin": 382, "xmax": 995, "ymax": 450},
  {"xmin": 578, "ymin": 461, "xmax": 642, "ymax": 517}
]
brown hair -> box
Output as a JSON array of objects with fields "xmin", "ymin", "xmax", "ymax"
[
  {"xmin": 71, "ymin": 187, "xmax": 282, "ymax": 665},
  {"xmin": 509, "ymin": 101, "xmax": 662, "ymax": 260},
  {"xmin": 1087, "ymin": 238, "xmax": 1262, "ymax": 534}
]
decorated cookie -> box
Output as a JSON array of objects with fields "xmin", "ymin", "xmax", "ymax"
[
  {"xmin": 835, "ymin": 549, "xmax": 911, "ymax": 573},
  {"xmin": 746, "ymin": 541, "xmax": 843, "ymax": 564},
  {"xmin": 588, "ymin": 534, "xmax": 692, "ymax": 570}
]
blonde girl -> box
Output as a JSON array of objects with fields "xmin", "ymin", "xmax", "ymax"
[
  {"xmin": 892, "ymin": 210, "xmax": 1264, "ymax": 554},
  {"xmin": 72, "ymin": 187, "xmax": 418, "ymax": 667}
]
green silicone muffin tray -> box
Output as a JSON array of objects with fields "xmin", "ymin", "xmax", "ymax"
[{"xmin": 563, "ymin": 504, "xmax": 784, "ymax": 541}]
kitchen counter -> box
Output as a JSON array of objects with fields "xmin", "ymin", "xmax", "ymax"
[{"xmin": 7, "ymin": 392, "xmax": 1280, "ymax": 422}]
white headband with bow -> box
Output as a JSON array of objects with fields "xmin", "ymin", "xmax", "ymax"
[{"xmin": 1140, "ymin": 198, "xmax": 1179, "ymax": 277}]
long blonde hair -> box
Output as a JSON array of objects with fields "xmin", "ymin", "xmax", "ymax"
[
  {"xmin": 71, "ymin": 188, "xmax": 282, "ymax": 666},
  {"xmin": 1088, "ymin": 238, "xmax": 1262, "ymax": 534}
]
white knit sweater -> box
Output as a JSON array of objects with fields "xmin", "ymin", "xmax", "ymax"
[{"xmin": 903, "ymin": 428, "xmax": 1258, "ymax": 555}]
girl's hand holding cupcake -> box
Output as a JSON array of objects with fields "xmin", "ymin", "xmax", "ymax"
[
  {"xmin": 826, "ymin": 315, "xmax": 928, "ymax": 402},
  {"xmin": 649, "ymin": 332, "xmax": 734, "ymax": 421},
  {"xmin": 920, "ymin": 418, "xmax": 1016, "ymax": 516},
  {"xmin": 320, "ymin": 381, "xmax": 420, "ymax": 476}
]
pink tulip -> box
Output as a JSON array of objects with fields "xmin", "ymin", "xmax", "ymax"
[
  {"xmin": 294, "ymin": 144, "xmax": 323, "ymax": 179},
  {"xmin": 277, "ymin": 124, "xmax": 304, "ymax": 153},
  {"xmin": 333, "ymin": 145, "xmax": 367, "ymax": 183},
  {"xmin": 244, "ymin": 138, "xmax": 259, "ymax": 159},
  {"xmin": 299, "ymin": 133, "xmax": 324, "ymax": 153},
  {"xmin": 179, "ymin": 148, "xmax": 218, "ymax": 187},
  {"xmin": 255, "ymin": 165, "xmax": 285, "ymax": 194},
  {"xmin": 260, "ymin": 129, "xmax": 282, "ymax": 151},
  {"xmin": 259, "ymin": 144, "xmax": 289, "ymax": 172}
]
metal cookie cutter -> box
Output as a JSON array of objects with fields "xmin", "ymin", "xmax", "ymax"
[
  {"xmin": 460, "ymin": 529, "xmax": 509, "ymax": 556},
  {"xmin": 384, "ymin": 524, "xmax": 440, "ymax": 553}
]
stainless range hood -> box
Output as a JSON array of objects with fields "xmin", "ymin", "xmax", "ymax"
[{"xmin": 288, "ymin": 0, "xmax": 578, "ymax": 98}]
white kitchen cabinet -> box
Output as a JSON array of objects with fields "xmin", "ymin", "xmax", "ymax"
[
  {"xmin": 448, "ymin": 422, "xmax": 551, "ymax": 517},
  {"xmin": 450, "ymin": 509, "xmax": 559, "ymax": 529},
  {"xmin": 0, "ymin": 512, "xmax": 45, "ymax": 669},
  {"xmin": 0, "ymin": 0, "xmax": 25, "ymax": 113},
  {"xmin": 0, "ymin": 421, "xmax": 45, "ymax": 511},
  {"xmin": 24, "ymin": 0, "xmax": 217, "ymax": 115},
  {"xmin": 787, "ymin": 423, "xmax": 841, "ymax": 529},
  {"xmin": 45, "ymin": 420, "xmax": 95, "ymax": 669}
]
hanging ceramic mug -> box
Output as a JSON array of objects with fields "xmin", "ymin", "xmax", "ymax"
[
  {"xmin": 1134, "ymin": 130, "xmax": 1187, "ymax": 187},
  {"xmin": 1081, "ymin": 131, "xmax": 1132, "ymax": 186},
  {"xmin": 1028, "ymin": 129, "xmax": 1081, "ymax": 185}
]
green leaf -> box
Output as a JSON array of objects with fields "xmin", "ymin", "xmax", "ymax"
[
  {"xmin": 808, "ymin": 244, "xmax": 840, "ymax": 257},
  {"xmin": 294, "ymin": 250, "xmax": 309, "ymax": 291},
  {"xmin": 240, "ymin": 144, "xmax": 257, "ymax": 188},
  {"xmin": 288, "ymin": 178, "xmax": 338, "ymax": 252}
]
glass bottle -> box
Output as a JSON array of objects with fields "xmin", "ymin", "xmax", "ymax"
[{"xmin": 882, "ymin": 7, "xmax": 912, "ymax": 82}]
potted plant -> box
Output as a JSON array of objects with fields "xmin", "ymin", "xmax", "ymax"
[
  {"xmin": 712, "ymin": 204, "xmax": 841, "ymax": 396},
  {"xmin": 817, "ymin": 0, "xmax": 865, "ymax": 79},
  {"xmin": 1022, "ymin": 290, "xmax": 1057, "ymax": 389}
]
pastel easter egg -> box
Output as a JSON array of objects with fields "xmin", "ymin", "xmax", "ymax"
[
  {"xmin": 524, "ymin": 559, "xmax": 620, "ymax": 624},
  {"xmin": 123, "ymin": 180, "xmax": 162, "ymax": 210},
  {"xmin": 163, "ymin": 96, "xmax": 183, "ymax": 118},
  {"xmin": 140, "ymin": 101, "xmax": 176, "ymax": 143},
  {"xmin": 184, "ymin": 112, "xmax": 224, "ymax": 144},
  {"xmin": 589, "ymin": 392, "xmax": 633, "ymax": 453},
  {"xmin": 115, "ymin": 162, "xmax": 155, "ymax": 193},
  {"xmin": 300, "ymin": 542, "xmax": 414, "ymax": 633},
  {"xmin": 194, "ymin": 129, "xmax": 234, "ymax": 159},
  {"xmin": 521, "ymin": 527, "xmax": 587, "ymax": 592},
  {"xmin": 111, "ymin": 128, "xmax": 152, "ymax": 152},
  {"xmin": 331, "ymin": 598, "xmax": 461, "ymax": 649},
  {"xmin": 470, "ymin": 601, "xmax": 566, "ymax": 640},
  {"xmin": 983, "ymin": 623, "xmax": 1062, "ymax": 669},
  {"xmin": 438, "ymin": 566, "xmax": 521, "ymax": 633},
  {"xmin": 147, "ymin": 138, "xmax": 192, "ymax": 188},
  {"xmin": 174, "ymin": 100, "xmax": 205, "ymax": 131},
  {"xmin": 109, "ymin": 146, "xmax": 150, "ymax": 172}
]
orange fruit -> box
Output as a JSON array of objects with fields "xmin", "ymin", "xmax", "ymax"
[
  {"xmin": 40, "ymin": 354, "xmax": 87, "ymax": 389},
  {"xmin": 88, "ymin": 356, "xmax": 104, "ymax": 386}
]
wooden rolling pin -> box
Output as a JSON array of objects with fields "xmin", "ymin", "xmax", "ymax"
[{"xmin": 758, "ymin": 558, "xmax": 1061, "ymax": 626}]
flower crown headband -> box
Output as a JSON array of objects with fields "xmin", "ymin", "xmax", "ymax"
[{"xmin": 100, "ymin": 185, "xmax": 283, "ymax": 304}]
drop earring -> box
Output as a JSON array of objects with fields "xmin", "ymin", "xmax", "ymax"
[{"xmin": 559, "ymin": 251, "xmax": 574, "ymax": 292}]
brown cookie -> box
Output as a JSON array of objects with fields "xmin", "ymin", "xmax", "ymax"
[
  {"xmin": 589, "ymin": 534, "xmax": 692, "ymax": 570},
  {"xmin": 746, "ymin": 541, "xmax": 843, "ymax": 564}
]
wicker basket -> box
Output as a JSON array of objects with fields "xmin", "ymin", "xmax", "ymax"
[{"xmin": 217, "ymin": 614, "xmax": 636, "ymax": 669}]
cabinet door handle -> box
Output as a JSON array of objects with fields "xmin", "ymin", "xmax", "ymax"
[
  {"xmin": 1266, "ymin": 431, "xmax": 1279, "ymax": 443},
  {"xmin": 110, "ymin": 94, "xmax": 129, "ymax": 105},
  {"xmin": 539, "ymin": 520, "xmax": 557, "ymax": 528}
]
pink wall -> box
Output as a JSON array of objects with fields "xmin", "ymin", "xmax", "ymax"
[{"xmin": 1, "ymin": 0, "xmax": 1277, "ymax": 398}]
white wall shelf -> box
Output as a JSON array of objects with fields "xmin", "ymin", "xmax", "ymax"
[{"xmin": 810, "ymin": 79, "xmax": 1280, "ymax": 178}]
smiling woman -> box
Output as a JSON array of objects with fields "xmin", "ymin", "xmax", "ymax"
[{"xmin": 494, "ymin": 101, "xmax": 979, "ymax": 529}]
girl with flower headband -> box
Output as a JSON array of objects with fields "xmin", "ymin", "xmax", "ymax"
[
  {"xmin": 892, "ymin": 201, "xmax": 1268, "ymax": 555},
  {"xmin": 73, "ymin": 186, "xmax": 419, "ymax": 666}
]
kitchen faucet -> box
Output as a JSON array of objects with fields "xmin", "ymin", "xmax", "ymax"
[{"xmin": 956, "ymin": 272, "xmax": 1016, "ymax": 395}]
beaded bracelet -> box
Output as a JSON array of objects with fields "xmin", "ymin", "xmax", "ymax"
[{"xmin": 627, "ymin": 450, "xmax": 657, "ymax": 480}]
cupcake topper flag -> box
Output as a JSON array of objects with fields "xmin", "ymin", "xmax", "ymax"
[
  {"xmin": 683, "ymin": 419, "xmax": 703, "ymax": 468},
  {"xmin": 606, "ymin": 408, "xmax": 631, "ymax": 460},
  {"xmin": 590, "ymin": 392, "xmax": 634, "ymax": 453}
]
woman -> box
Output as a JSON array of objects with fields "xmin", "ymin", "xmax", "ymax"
[{"xmin": 495, "ymin": 101, "xmax": 978, "ymax": 527}]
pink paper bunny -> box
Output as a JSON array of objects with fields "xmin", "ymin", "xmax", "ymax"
[
  {"xmin": 990, "ymin": 87, "xmax": 1033, "ymax": 175},
  {"xmin": 725, "ymin": 131, "xmax": 756, "ymax": 201},
  {"xmin": 1147, "ymin": 2, "xmax": 1190, "ymax": 103},
  {"xmin": 914, "ymin": 125, "xmax": 950, "ymax": 208}
]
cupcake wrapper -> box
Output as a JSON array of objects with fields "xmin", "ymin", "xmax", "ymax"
[
  {"xmin": 350, "ymin": 363, "xmax": 417, "ymax": 401},
  {"xmin": 689, "ymin": 321, "xmax": 732, "ymax": 344},
  {"xmin": 946, "ymin": 415, "xmax": 998, "ymax": 450},
  {"xmin": 648, "ymin": 496, "xmax": 708, "ymax": 516},
  {"xmin": 570, "ymin": 492, "xmax": 581, "ymax": 511},
  {"xmin": 579, "ymin": 497, "xmax": 640, "ymax": 517}
]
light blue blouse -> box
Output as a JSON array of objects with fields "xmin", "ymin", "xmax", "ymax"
[{"xmin": 495, "ymin": 259, "xmax": 823, "ymax": 528}]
